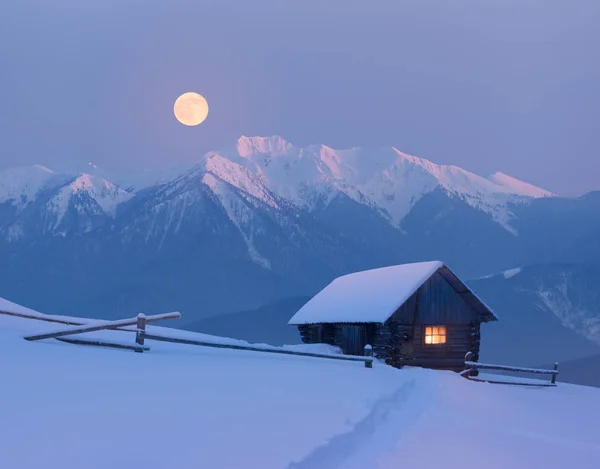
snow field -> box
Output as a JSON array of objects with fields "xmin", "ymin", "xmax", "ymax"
[{"xmin": 1, "ymin": 311, "xmax": 599, "ymax": 469}]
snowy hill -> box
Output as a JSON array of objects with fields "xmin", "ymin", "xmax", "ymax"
[{"xmin": 1, "ymin": 300, "xmax": 599, "ymax": 469}]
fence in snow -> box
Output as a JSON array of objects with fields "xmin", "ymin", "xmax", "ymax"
[
  {"xmin": 461, "ymin": 351, "xmax": 559, "ymax": 386},
  {"xmin": 5, "ymin": 309, "xmax": 373, "ymax": 368}
]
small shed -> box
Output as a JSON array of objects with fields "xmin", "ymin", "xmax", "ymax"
[{"xmin": 288, "ymin": 261, "xmax": 498, "ymax": 371}]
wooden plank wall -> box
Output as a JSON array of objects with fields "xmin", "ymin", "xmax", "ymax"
[
  {"xmin": 390, "ymin": 272, "xmax": 480, "ymax": 324},
  {"xmin": 333, "ymin": 325, "xmax": 374, "ymax": 356},
  {"xmin": 381, "ymin": 271, "xmax": 483, "ymax": 370}
]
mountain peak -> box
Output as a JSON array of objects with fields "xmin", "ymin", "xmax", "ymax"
[
  {"xmin": 0, "ymin": 165, "xmax": 64, "ymax": 207},
  {"xmin": 53, "ymin": 173, "xmax": 132, "ymax": 217},
  {"xmin": 236, "ymin": 136, "xmax": 293, "ymax": 157}
]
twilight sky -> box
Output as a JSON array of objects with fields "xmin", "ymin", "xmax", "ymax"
[{"xmin": 0, "ymin": 0, "xmax": 598, "ymax": 195}]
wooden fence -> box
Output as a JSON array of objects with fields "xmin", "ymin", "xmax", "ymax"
[
  {"xmin": 21, "ymin": 312, "xmax": 181, "ymax": 352},
  {"xmin": 461, "ymin": 351, "xmax": 559, "ymax": 386},
  {"xmin": 138, "ymin": 331, "xmax": 374, "ymax": 367},
  {"xmin": 10, "ymin": 309, "xmax": 373, "ymax": 367},
  {"xmin": 23, "ymin": 312, "xmax": 181, "ymax": 341}
]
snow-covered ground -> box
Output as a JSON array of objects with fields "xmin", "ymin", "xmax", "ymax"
[{"xmin": 1, "ymin": 305, "xmax": 599, "ymax": 469}]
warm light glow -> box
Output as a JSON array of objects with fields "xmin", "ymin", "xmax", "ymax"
[
  {"xmin": 425, "ymin": 326, "xmax": 446, "ymax": 345},
  {"xmin": 173, "ymin": 92, "xmax": 209, "ymax": 126}
]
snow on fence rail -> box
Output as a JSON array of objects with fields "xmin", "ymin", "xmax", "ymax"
[
  {"xmin": 23, "ymin": 312, "xmax": 181, "ymax": 342},
  {"xmin": 14, "ymin": 310, "xmax": 374, "ymax": 367},
  {"xmin": 0, "ymin": 309, "xmax": 83, "ymax": 326},
  {"xmin": 461, "ymin": 352, "xmax": 559, "ymax": 386},
  {"xmin": 138, "ymin": 331, "xmax": 374, "ymax": 367}
]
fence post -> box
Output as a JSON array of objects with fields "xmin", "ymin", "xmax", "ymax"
[
  {"xmin": 364, "ymin": 344, "xmax": 373, "ymax": 368},
  {"xmin": 463, "ymin": 351, "xmax": 475, "ymax": 377},
  {"xmin": 551, "ymin": 362, "xmax": 559, "ymax": 384},
  {"xmin": 135, "ymin": 313, "xmax": 147, "ymax": 353}
]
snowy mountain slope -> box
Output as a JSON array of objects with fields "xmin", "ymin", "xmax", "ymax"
[
  {"xmin": 0, "ymin": 165, "xmax": 67, "ymax": 207},
  {"xmin": 551, "ymin": 353, "xmax": 600, "ymax": 388},
  {"xmin": 474, "ymin": 263, "xmax": 600, "ymax": 345},
  {"xmin": 0, "ymin": 166, "xmax": 131, "ymax": 238},
  {"xmin": 48, "ymin": 174, "xmax": 131, "ymax": 219},
  {"xmin": 182, "ymin": 296, "xmax": 310, "ymax": 345},
  {"xmin": 469, "ymin": 263, "xmax": 600, "ymax": 367},
  {"xmin": 207, "ymin": 136, "xmax": 553, "ymax": 233},
  {"xmin": 487, "ymin": 171, "xmax": 552, "ymax": 197},
  {"xmin": 1, "ymin": 303, "xmax": 600, "ymax": 469}
]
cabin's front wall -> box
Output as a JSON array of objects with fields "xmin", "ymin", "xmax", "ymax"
[
  {"xmin": 378, "ymin": 271, "xmax": 482, "ymax": 371},
  {"xmin": 408, "ymin": 323, "xmax": 480, "ymax": 370}
]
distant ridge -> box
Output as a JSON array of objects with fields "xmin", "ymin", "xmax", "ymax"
[{"xmin": 0, "ymin": 135, "xmax": 554, "ymax": 237}]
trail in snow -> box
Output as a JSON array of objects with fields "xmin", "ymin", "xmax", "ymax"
[{"xmin": 289, "ymin": 374, "xmax": 433, "ymax": 469}]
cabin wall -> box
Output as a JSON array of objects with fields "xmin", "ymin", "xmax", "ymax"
[
  {"xmin": 374, "ymin": 322, "xmax": 481, "ymax": 371},
  {"xmin": 389, "ymin": 271, "xmax": 480, "ymax": 324},
  {"xmin": 298, "ymin": 324, "xmax": 374, "ymax": 356},
  {"xmin": 297, "ymin": 324, "xmax": 336, "ymax": 346},
  {"xmin": 381, "ymin": 271, "xmax": 483, "ymax": 371},
  {"xmin": 409, "ymin": 323, "xmax": 480, "ymax": 370},
  {"xmin": 332, "ymin": 324, "xmax": 375, "ymax": 356}
]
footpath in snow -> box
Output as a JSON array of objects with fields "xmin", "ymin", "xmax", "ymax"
[{"xmin": 1, "ymin": 302, "xmax": 599, "ymax": 469}]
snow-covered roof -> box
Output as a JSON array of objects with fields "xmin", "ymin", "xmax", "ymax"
[{"xmin": 288, "ymin": 261, "xmax": 498, "ymax": 325}]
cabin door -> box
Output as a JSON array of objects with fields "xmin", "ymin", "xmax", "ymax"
[{"xmin": 339, "ymin": 326, "xmax": 364, "ymax": 356}]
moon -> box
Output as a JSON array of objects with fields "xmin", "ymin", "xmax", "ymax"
[{"xmin": 173, "ymin": 92, "xmax": 209, "ymax": 126}]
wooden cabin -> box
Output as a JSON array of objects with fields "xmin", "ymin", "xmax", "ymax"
[{"xmin": 288, "ymin": 261, "xmax": 498, "ymax": 371}]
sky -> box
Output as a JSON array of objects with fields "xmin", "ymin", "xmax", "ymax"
[{"xmin": 0, "ymin": 0, "xmax": 598, "ymax": 196}]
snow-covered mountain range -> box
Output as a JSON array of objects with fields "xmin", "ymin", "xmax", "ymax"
[
  {"xmin": 0, "ymin": 136, "xmax": 553, "ymax": 239},
  {"xmin": 0, "ymin": 136, "xmax": 598, "ymax": 330}
]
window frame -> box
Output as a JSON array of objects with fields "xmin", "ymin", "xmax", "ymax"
[{"xmin": 423, "ymin": 325, "xmax": 448, "ymax": 346}]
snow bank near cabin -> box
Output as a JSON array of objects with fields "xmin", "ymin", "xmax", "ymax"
[{"xmin": 1, "ymin": 307, "xmax": 599, "ymax": 469}]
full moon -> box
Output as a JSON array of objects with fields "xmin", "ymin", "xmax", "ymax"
[{"xmin": 173, "ymin": 92, "xmax": 209, "ymax": 126}]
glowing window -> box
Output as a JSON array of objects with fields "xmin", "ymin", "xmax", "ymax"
[{"xmin": 424, "ymin": 326, "xmax": 447, "ymax": 345}]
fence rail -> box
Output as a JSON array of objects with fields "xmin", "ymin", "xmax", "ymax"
[
  {"xmin": 461, "ymin": 352, "xmax": 559, "ymax": 386},
  {"xmin": 56, "ymin": 336, "xmax": 150, "ymax": 352},
  {"xmin": 0, "ymin": 309, "xmax": 83, "ymax": 326},
  {"xmin": 12, "ymin": 309, "xmax": 373, "ymax": 368},
  {"xmin": 23, "ymin": 312, "xmax": 181, "ymax": 342},
  {"xmin": 140, "ymin": 332, "xmax": 374, "ymax": 367}
]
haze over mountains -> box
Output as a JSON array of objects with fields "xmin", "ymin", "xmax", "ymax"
[{"xmin": 0, "ymin": 136, "xmax": 598, "ymax": 372}]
